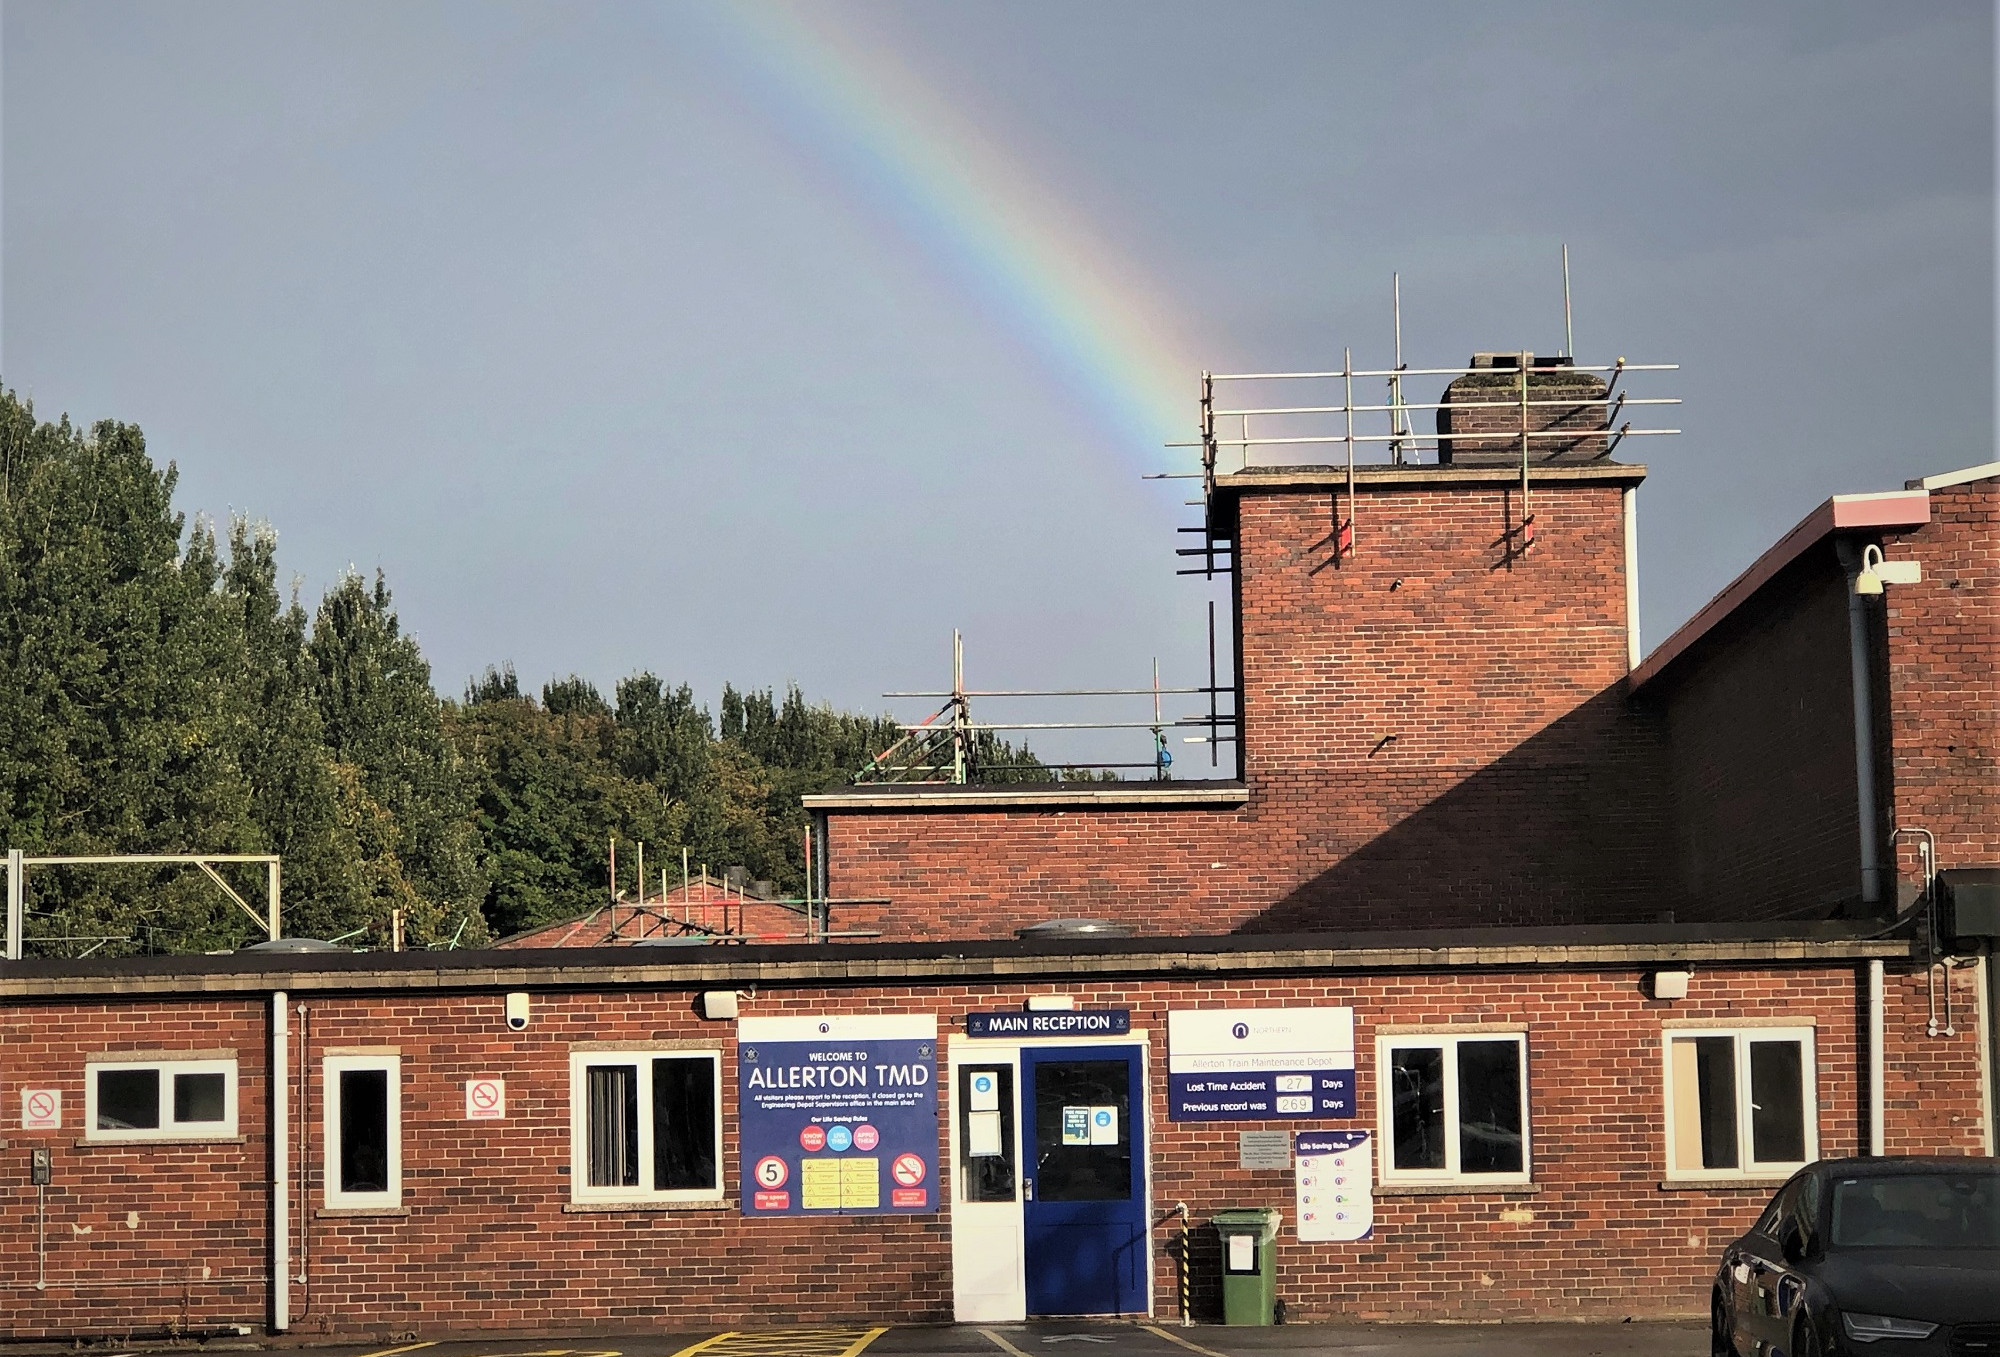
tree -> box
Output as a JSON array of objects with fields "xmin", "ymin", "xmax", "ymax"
[
  {"xmin": 306, "ymin": 571, "xmax": 486, "ymax": 946},
  {"xmin": 0, "ymin": 393, "xmax": 260, "ymax": 951}
]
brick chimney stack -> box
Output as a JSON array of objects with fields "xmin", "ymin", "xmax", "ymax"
[{"xmin": 1437, "ymin": 352, "xmax": 1611, "ymax": 464}]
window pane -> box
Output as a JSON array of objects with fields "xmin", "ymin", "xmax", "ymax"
[
  {"xmin": 1031, "ymin": 1060, "xmax": 1131, "ymax": 1201},
  {"xmin": 1456, "ymin": 1040, "xmax": 1524, "ymax": 1174},
  {"xmin": 97, "ymin": 1069, "xmax": 160, "ymax": 1130},
  {"xmin": 338, "ymin": 1069, "xmax": 390, "ymax": 1193},
  {"xmin": 1692, "ymin": 1037, "xmax": 1739, "ymax": 1169},
  {"xmin": 651, "ymin": 1057, "xmax": 717, "ymax": 1191},
  {"xmin": 587, "ymin": 1065, "xmax": 639, "ymax": 1188},
  {"xmin": 173, "ymin": 1072, "xmax": 227, "ymax": 1124},
  {"xmin": 960, "ymin": 1065, "xmax": 1016, "ymax": 1203},
  {"xmin": 1390, "ymin": 1046, "xmax": 1446, "ymax": 1171},
  {"xmin": 1748, "ymin": 1041, "xmax": 1806, "ymax": 1165}
]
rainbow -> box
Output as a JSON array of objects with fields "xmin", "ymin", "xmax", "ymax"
[{"xmin": 695, "ymin": 4, "xmax": 1203, "ymax": 464}]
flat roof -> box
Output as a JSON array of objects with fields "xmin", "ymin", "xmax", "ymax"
[
  {"xmin": 0, "ymin": 919, "xmax": 1914, "ymax": 1000},
  {"xmin": 804, "ymin": 780, "xmax": 1248, "ymax": 811},
  {"xmin": 1629, "ymin": 488, "xmax": 1931, "ymax": 691}
]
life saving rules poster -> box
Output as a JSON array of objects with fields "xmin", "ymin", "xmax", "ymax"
[{"xmin": 738, "ymin": 1014, "xmax": 939, "ymax": 1215}]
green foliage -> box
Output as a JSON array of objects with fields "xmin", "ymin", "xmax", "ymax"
[
  {"xmin": 0, "ymin": 389, "xmax": 484, "ymax": 953},
  {"xmin": 0, "ymin": 386, "xmax": 1099, "ymax": 954}
]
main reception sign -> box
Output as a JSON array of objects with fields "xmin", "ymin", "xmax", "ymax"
[
  {"xmin": 1166, "ymin": 1007, "xmax": 1355, "ymax": 1121},
  {"xmin": 738, "ymin": 1014, "xmax": 939, "ymax": 1215}
]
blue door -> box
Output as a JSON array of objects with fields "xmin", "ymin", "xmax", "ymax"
[{"xmin": 1021, "ymin": 1045, "xmax": 1148, "ymax": 1316}]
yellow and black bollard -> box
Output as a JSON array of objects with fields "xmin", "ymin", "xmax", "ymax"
[{"xmin": 1176, "ymin": 1200, "xmax": 1192, "ymax": 1326}]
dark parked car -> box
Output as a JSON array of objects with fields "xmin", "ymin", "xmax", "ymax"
[{"xmin": 1713, "ymin": 1156, "xmax": 2000, "ymax": 1356}]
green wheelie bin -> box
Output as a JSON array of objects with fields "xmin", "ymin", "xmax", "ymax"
[{"xmin": 1212, "ymin": 1207, "xmax": 1282, "ymax": 1324}]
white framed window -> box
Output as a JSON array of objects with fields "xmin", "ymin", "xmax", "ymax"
[
  {"xmin": 1377, "ymin": 1032, "xmax": 1530, "ymax": 1185},
  {"xmin": 84, "ymin": 1058, "xmax": 238, "ymax": 1141},
  {"xmin": 569, "ymin": 1050, "xmax": 722, "ymax": 1204},
  {"xmin": 1663, "ymin": 1026, "xmax": 1817, "ymax": 1180},
  {"xmin": 323, "ymin": 1054, "xmax": 401, "ymax": 1209}
]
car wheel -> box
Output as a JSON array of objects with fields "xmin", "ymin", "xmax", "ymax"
[
  {"xmin": 1711, "ymin": 1290, "xmax": 1739, "ymax": 1357},
  {"xmin": 1791, "ymin": 1316, "xmax": 1824, "ymax": 1357}
]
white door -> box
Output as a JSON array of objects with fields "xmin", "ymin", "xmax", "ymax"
[{"xmin": 949, "ymin": 1048, "xmax": 1025, "ymax": 1321}]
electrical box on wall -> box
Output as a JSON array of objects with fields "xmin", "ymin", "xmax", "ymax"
[
  {"xmin": 1650, "ymin": 970, "xmax": 1692, "ymax": 1001},
  {"xmin": 30, "ymin": 1148, "xmax": 51, "ymax": 1185},
  {"xmin": 1941, "ymin": 868, "xmax": 2000, "ymax": 952},
  {"xmin": 701, "ymin": 990, "xmax": 739, "ymax": 1021}
]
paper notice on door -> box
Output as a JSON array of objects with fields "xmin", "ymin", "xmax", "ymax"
[
  {"xmin": 968, "ymin": 1110, "xmax": 1003, "ymax": 1157},
  {"xmin": 1227, "ymin": 1232, "xmax": 1255, "ymax": 1272},
  {"xmin": 969, "ymin": 1070, "xmax": 1001, "ymax": 1112},
  {"xmin": 1089, "ymin": 1105, "xmax": 1118, "ymax": 1145},
  {"xmin": 1062, "ymin": 1106, "xmax": 1090, "ymax": 1144}
]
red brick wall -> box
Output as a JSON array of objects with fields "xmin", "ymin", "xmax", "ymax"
[
  {"xmin": 0, "ymin": 1000, "xmax": 270, "ymax": 1337},
  {"xmin": 7, "ymin": 959, "xmax": 1978, "ymax": 1335},
  {"xmin": 1884, "ymin": 479, "xmax": 2000, "ymax": 885},
  {"xmin": 1642, "ymin": 550, "xmax": 1864, "ymax": 919},
  {"xmin": 1881, "ymin": 959, "xmax": 1991, "ymax": 1156},
  {"xmin": 826, "ymin": 478, "xmax": 1676, "ymax": 940}
]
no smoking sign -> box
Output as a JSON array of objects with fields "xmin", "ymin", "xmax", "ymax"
[
  {"xmin": 21, "ymin": 1089, "xmax": 61, "ymax": 1130},
  {"xmin": 464, "ymin": 1078, "xmax": 506, "ymax": 1120}
]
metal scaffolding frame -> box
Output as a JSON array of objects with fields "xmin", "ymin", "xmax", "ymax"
[
  {"xmin": 855, "ymin": 623, "xmax": 1238, "ymax": 786},
  {"xmin": 5, "ymin": 851, "xmax": 282, "ymax": 960}
]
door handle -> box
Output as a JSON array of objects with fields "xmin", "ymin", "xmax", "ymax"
[{"xmin": 1024, "ymin": 1178, "xmax": 1034, "ymax": 1201}]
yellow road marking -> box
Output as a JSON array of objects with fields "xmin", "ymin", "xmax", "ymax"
[
  {"xmin": 979, "ymin": 1330, "xmax": 1035, "ymax": 1357},
  {"xmin": 663, "ymin": 1336, "xmax": 740, "ymax": 1357},
  {"xmin": 835, "ymin": 1330, "xmax": 888, "ymax": 1357},
  {"xmin": 1141, "ymin": 1326, "xmax": 1234, "ymax": 1357},
  {"xmin": 674, "ymin": 1332, "xmax": 884, "ymax": 1357},
  {"xmin": 351, "ymin": 1345, "xmax": 438, "ymax": 1357}
]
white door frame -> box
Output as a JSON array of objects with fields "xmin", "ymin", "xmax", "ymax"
[{"xmin": 948, "ymin": 1033, "xmax": 1153, "ymax": 1322}]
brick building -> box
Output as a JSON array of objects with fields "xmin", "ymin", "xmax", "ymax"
[{"xmin": 1, "ymin": 357, "xmax": 1993, "ymax": 1338}]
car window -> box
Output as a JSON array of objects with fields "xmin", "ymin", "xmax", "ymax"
[
  {"xmin": 1790, "ymin": 1171, "xmax": 1823, "ymax": 1246},
  {"xmin": 1755, "ymin": 1176, "xmax": 1804, "ymax": 1237},
  {"xmin": 1830, "ymin": 1172, "xmax": 2000, "ymax": 1250}
]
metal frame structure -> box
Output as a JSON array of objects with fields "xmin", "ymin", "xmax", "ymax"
[
  {"xmin": 5, "ymin": 850, "xmax": 281, "ymax": 960},
  {"xmin": 1170, "ymin": 355, "xmax": 1679, "ymax": 563},
  {"xmin": 855, "ymin": 626, "xmax": 1238, "ymax": 785}
]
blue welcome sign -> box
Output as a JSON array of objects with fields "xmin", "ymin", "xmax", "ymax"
[{"xmin": 738, "ymin": 1015, "xmax": 939, "ymax": 1216}]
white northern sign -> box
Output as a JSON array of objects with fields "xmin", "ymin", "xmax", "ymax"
[{"xmin": 1167, "ymin": 1007, "xmax": 1355, "ymax": 1121}]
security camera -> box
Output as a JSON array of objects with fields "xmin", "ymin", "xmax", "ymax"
[{"xmin": 505, "ymin": 992, "xmax": 531, "ymax": 1030}]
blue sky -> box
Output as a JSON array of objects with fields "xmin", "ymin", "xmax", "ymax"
[{"xmin": 4, "ymin": 2, "xmax": 1993, "ymax": 765}]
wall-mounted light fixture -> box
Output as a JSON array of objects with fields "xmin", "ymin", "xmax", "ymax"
[
  {"xmin": 701, "ymin": 990, "xmax": 740, "ymax": 1021},
  {"xmin": 1852, "ymin": 544, "xmax": 1922, "ymax": 596},
  {"xmin": 1650, "ymin": 970, "xmax": 1692, "ymax": 1002},
  {"xmin": 1026, "ymin": 995, "xmax": 1077, "ymax": 1012}
]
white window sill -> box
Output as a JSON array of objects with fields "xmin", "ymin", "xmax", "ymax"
[
  {"xmin": 563, "ymin": 1199, "xmax": 732, "ymax": 1213},
  {"xmin": 1658, "ymin": 1177, "xmax": 1796, "ymax": 1191},
  {"xmin": 1376, "ymin": 1182, "xmax": 1540, "ymax": 1197},
  {"xmin": 316, "ymin": 1206, "xmax": 409, "ymax": 1218},
  {"xmin": 76, "ymin": 1134, "xmax": 246, "ymax": 1148}
]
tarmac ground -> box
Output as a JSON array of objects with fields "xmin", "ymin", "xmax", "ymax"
[{"xmin": 48, "ymin": 1320, "xmax": 1710, "ymax": 1357}]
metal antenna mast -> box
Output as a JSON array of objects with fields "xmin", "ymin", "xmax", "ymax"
[
  {"xmin": 1562, "ymin": 244, "xmax": 1574, "ymax": 358},
  {"xmin": 1389, "ymin": 273, "xmax": 1411, "ymax": 465}
]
